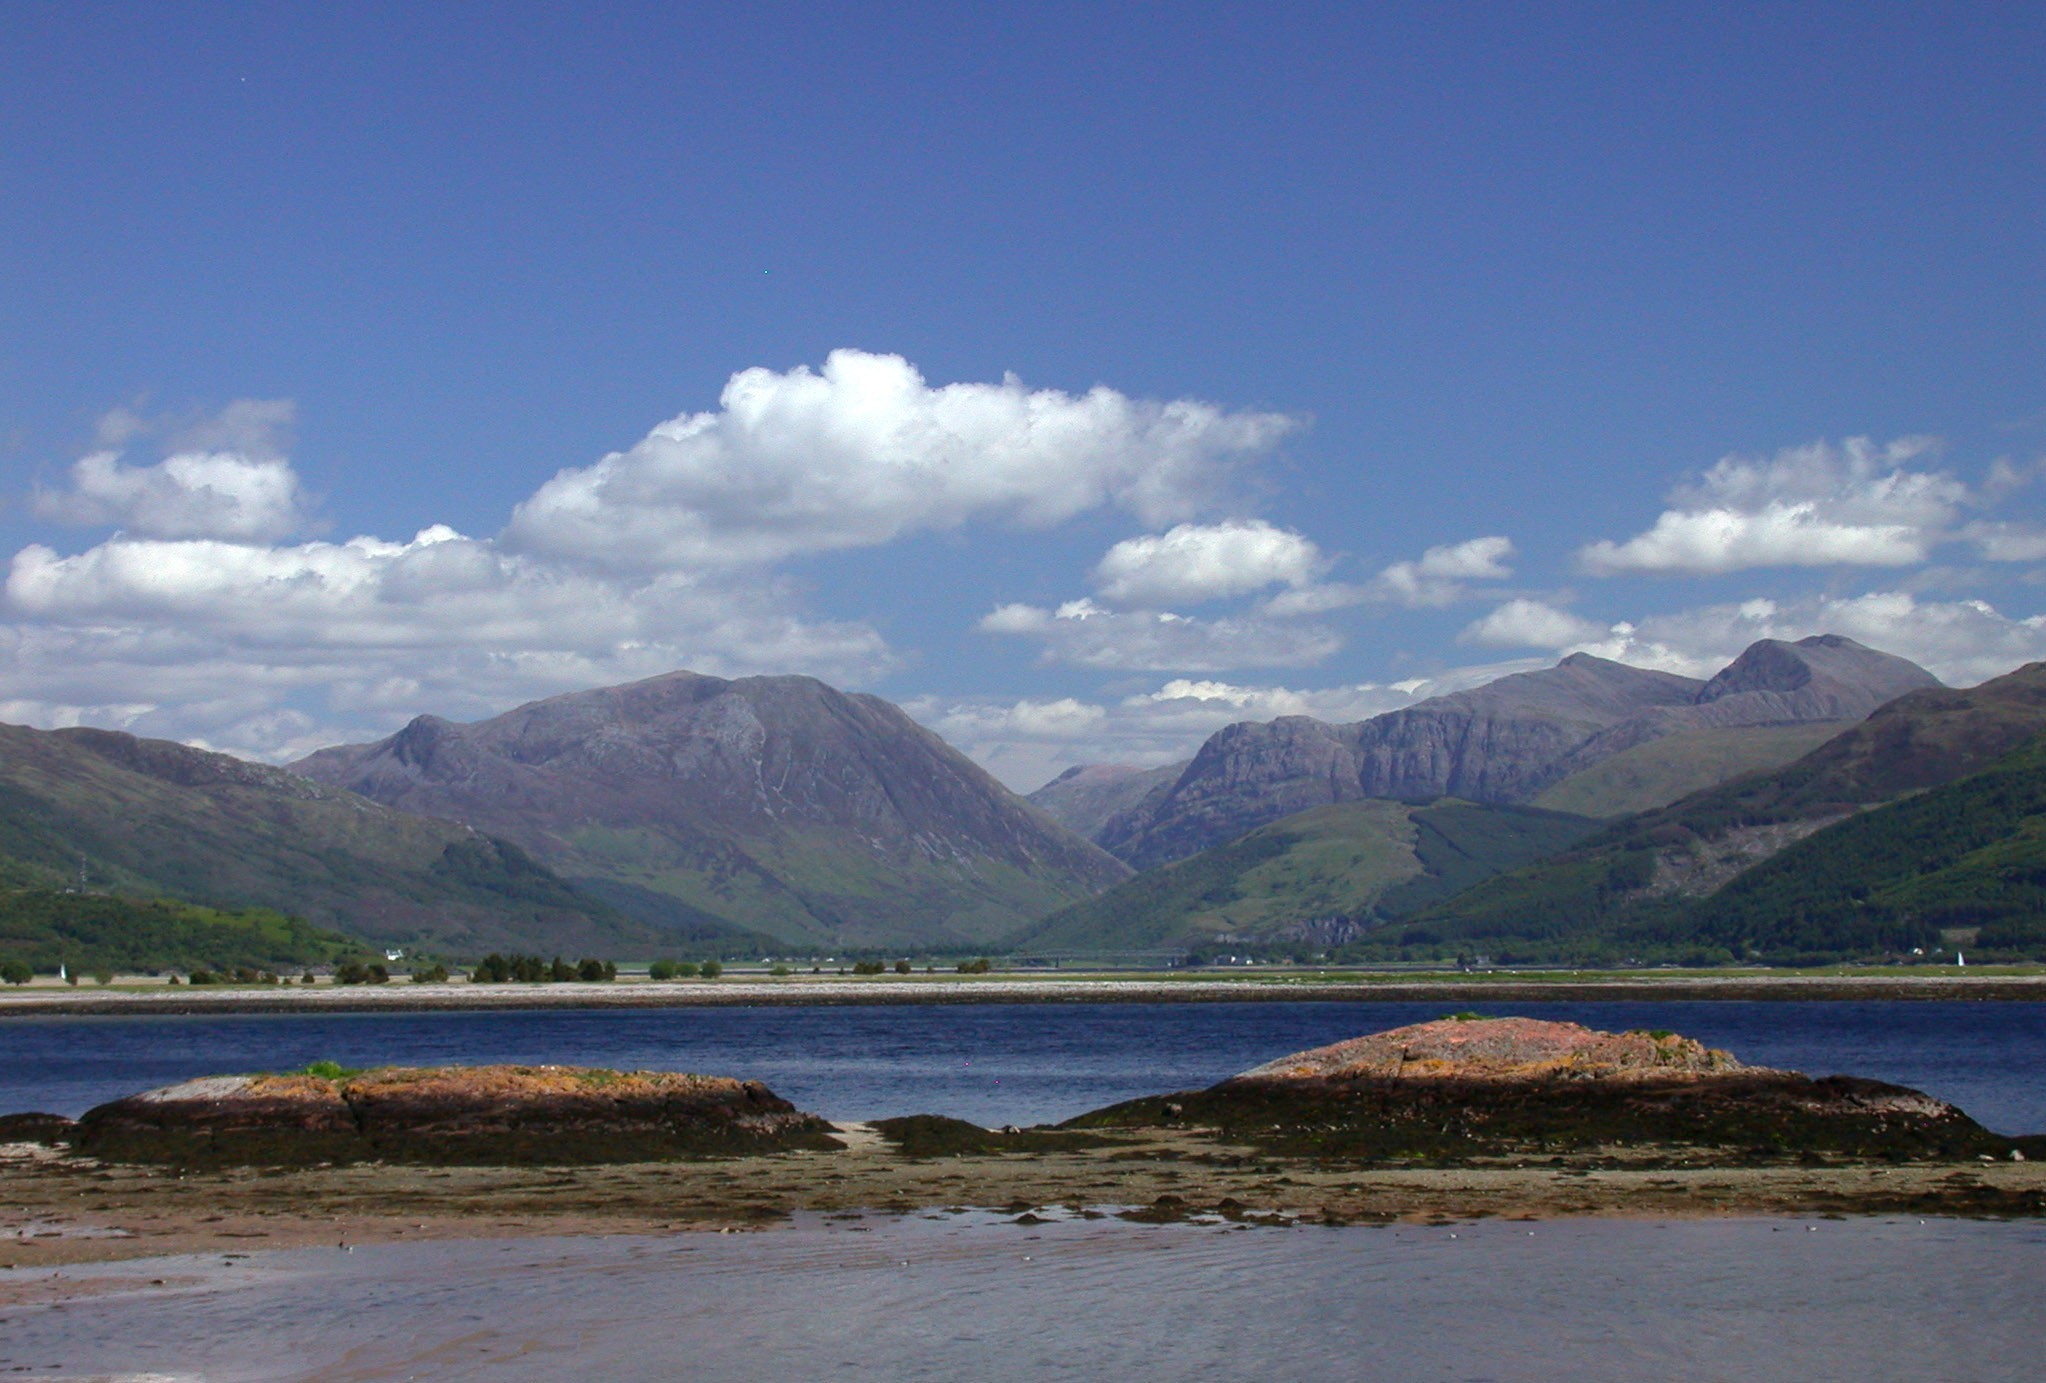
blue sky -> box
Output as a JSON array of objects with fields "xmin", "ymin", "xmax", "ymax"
[{"xmin": 3, "ymin": 2, "xmax": 2043, "ymax": 788}]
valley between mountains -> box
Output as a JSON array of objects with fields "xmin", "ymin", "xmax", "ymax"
[{"xmin": 4, "ymin": 633, "xmax": 2045, "ymax": 972}]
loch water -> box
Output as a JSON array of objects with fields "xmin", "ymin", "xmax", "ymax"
[
  {"xmin": 4, "ymin": 998, "xmax": 2045, "ymax": 1132},
  {"xmin": 3, "ymin": 999, "xmax": 2044, "ymax": 1381},
  {"xmin": 4, "ymin": 1214, "xmax": 2043, "ymax": 1381}
]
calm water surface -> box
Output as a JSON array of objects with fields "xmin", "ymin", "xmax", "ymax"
[
  {"xmin": 4, "ymin": 999, "xmax": 2044, "ymax": 1131},
  {"xmin": 3, "ymin": 1215, "xmax": 2041, "ymax": 1381}
]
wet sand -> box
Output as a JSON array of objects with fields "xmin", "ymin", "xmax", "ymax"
[
  {"xmin": 4, "ymin": 970, "xmax": 2045, "ymax": 1016},
  {"xmin": 5, "ymin": 1121, "xmax": 2040, "ymax": 1289}
]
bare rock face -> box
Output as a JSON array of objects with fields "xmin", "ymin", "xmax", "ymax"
[
  {"xmin": 1073, "ymin": 1017, "xmax": 2009, "ymax": 1162},
  {"xmin": 1098, "ymin": 637, "xmax": 1939, "ymax": 869},
  {"xmin": 71, "ymin": 1065, "xmax": 839, "ymax": 1166},
  {"xmin": 293, "ymin": 670, "xmax": 1129, "ymax": 949},
  {"xmin": 1026, "ymin": 762, "xmax": 1188, "ymax": 842}
]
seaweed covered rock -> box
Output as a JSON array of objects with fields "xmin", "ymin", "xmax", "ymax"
[
  {"xmin": 1072, "ymin": 1017, "xmax": 2017, "ymax": 1163},
  {"xmin": 72, "ymin": 1064, "xmax": 839, "ymax": 1166}
]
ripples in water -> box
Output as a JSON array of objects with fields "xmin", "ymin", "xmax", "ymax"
[{"xmin": 4, "ymin": 1215, "xmax": 2042, "ymax": 1381}]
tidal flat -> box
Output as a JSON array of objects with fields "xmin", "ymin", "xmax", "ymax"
[{"xmin": 5, "ymin": 1117, "xmax": 2043, "ymax": 1280}]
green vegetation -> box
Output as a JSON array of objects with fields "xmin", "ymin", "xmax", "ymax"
[
  {"xmin": 299, "ymin": 1060, "xmax": 361, "ymax": 1080},
  {"xmin": 1014, "ymin": 799, "xmax": 1598, "ymax": 955},
  {"xmin": 469, "ymin": 952, "xmax": 616, "ymax": 982},
  {"xmin": 1401, "ymin": 671, "xmax": 2046, "ymax": 964},
  {"xmin": 1406, "ymin": 729, "xmax": 2046, "ymax": 964},
  {"xmin": 0, "ymin": 721, "xmax": 664, "ymax": 957},
  {"xmin": 0, "ymin": 886, "xmax": 359, "ymax": 973},
  {"xmin": 1532, "ymin": 723, "xmax": 1850, "ymax": 819}
]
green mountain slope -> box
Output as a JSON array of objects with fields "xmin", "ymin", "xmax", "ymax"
[
  {"xmin": 1013, "ymin": 799, "xmax": 1599, "ymax": 955},
  {"xmin": 294, "ymin": 671, "xmax": 1129, "ymax": 951},
  {"xmin": 0, "ymin": 885, "xmax": 361, "ymax": 974},
  {"xmin": 0, "ymin": 721, "xmax": 704, "ymax": 958},
  {"xmin": 1404, "ymin": 663, "xmax": 2046, "ymax": 962},
  {"xmin": 1531, "ymin": 722, "xmax": 1851, "ymax": 819},
  {"xmin": 1634, "ymin": 733, "xmax": 2046, "ymax": 959}
]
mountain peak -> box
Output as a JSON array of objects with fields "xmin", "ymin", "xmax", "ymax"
[
  {"xmin": 1696, "ymin": 635, "xmax": 1939, "ymax": 712},
  {"xmin": 294, "ymin": 672, "xmax": 1126, "ymax": 948}
]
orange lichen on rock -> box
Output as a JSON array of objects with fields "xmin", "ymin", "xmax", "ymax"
[{"xmin": 1236, "ymin": 1016, "xmax": 1751, "ymax": 1084}]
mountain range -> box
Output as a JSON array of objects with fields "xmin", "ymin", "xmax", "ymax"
[
  {"xmin": 0, "ymin": 721, "xmax": 651, "ymax": 957},
  {"xmin": 1403, "ymin": 661, "xmax": 2046, "ymax": 961},
  {"xmin": 8, "ymin": 631, "xmax": 2033, "ymax": 968},
  {"xmin": 293, "ymin": 671, "xmax": 1128, "ymax": 950},
  {"xmin": 1048, "ymin": 636, "xmax": 1938, "ymax": 870}
]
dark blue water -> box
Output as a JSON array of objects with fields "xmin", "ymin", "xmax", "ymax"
[{"xmin": 4, "ymin": 1000, "xmax": 2044, "ymax": 1132}]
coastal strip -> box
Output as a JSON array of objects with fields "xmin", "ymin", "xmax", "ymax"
[{"xmin": 3, "ymin": 971, "xmax": 2045, "ymax": 1016}]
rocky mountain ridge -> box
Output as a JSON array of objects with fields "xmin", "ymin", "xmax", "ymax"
[{"xmin": 1092, "ymin": 636, "xmax": 1938, "ymax": 869}]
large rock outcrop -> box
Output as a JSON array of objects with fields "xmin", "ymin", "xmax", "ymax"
[
  {"xmin": 1072, "ymin": 1017, "xmax": 2012, "ymax": 1161},
  {"xmin": 294, "ymin": 671, "xmax": 1128, "ymax": 949},
  {"xmin": 1096, "ymin": 637, "xmax": 1938, "ymax": 868},
  {"xmin": 68, "ymin": 1065, "xmax": 838, "ymax": 1166}
]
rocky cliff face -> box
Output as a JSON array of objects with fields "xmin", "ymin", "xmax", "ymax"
[
  {"xmin": 1026, "ymin": 762, "xmax": 1189, "ymax": 840},
  {"xmin": 1095, "ymin": 637, "xmax": 1939, "ymax": 869},
  {"xmin": 294, "ymin": 671, "xmax": 1128, "ymax": 949}
]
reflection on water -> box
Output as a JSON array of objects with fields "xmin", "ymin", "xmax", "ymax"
[
  {"xmin": 4, "ymin": 1215, "xmax": 2042, "ymax": 1381},
  {"xmin": 5, "ymin": 999, "xmax": 2046, "ymax": 1132}
]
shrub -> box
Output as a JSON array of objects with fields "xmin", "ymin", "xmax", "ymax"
[
  {"xmin": 93, "ymin": 969, "xmax": 114, "ymax": 986},
  {"xmin": 649, "ymin": 959, "xmax": 679, "ymax": 981},
  {"xmin": 189, "ymin": 968, "xmax": 219, "ymax": 985},
  {"xmin": 699, "ymin": 959, "xmax": 723, "ymax": 979},
  {"xmin": 410, "ymin": 964, "xmax": 450, "ymax": 983},
  {"xmin": 769, "ymin": 964, "xmax": 792, "ymax": 977},
  {"xmin": 955, "ymin": 957, "xmax": 993, "ymax": 974},
  {"xmin": 894, "ymin": 959, "xmax": 912, "ymax": 975},
  {"xmin": 852, "ymin": 960, "xmax": 886, "ymax": 976},
  {"xmin": 0, "ymin": 960, "xmax": 31, "ymax": 985}
]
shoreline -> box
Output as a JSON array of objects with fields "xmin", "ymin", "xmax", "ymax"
[
  {"xmin": 5, "ymin": 1126, "xmax": 2041, "ymax": 1278},
  {"xmin": 3, "ymin": 971, "xmax": 2044, "ymax": 1016}
]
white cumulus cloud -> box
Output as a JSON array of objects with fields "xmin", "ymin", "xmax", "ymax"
[
  {"xmin": 1092, "ymin": 519, "xmax": 1324, "ymax": 606},
  {"xmin": 504, "ymin": 350, "xmax": 1296, "ymax": 569},
  {"xmin": 1460, "ymin": 598, "xmax": 1610, "ymax": 650},
  {"xmin": 35, "ymin": 400, "xmax": 310, "ymax": 542},
  {"xmin": 1373, "ymin": 535, "xmax": 1517, "ymax": 606},
  {"xmin": 977, "ymin": 598, "xmax": 1340, "ymax": 671},
  {"xmin": 1579, "ymin": 437, "xmax": 1966, "ymax": 576}
]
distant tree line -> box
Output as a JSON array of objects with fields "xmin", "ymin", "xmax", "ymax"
[
  {"xmin": 647, "ymin": 958, "xmax": 721, "ymax": 979},
  {"xmin": 472, "ymin": 953, "xmax": 619, "ymax": 983}
]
